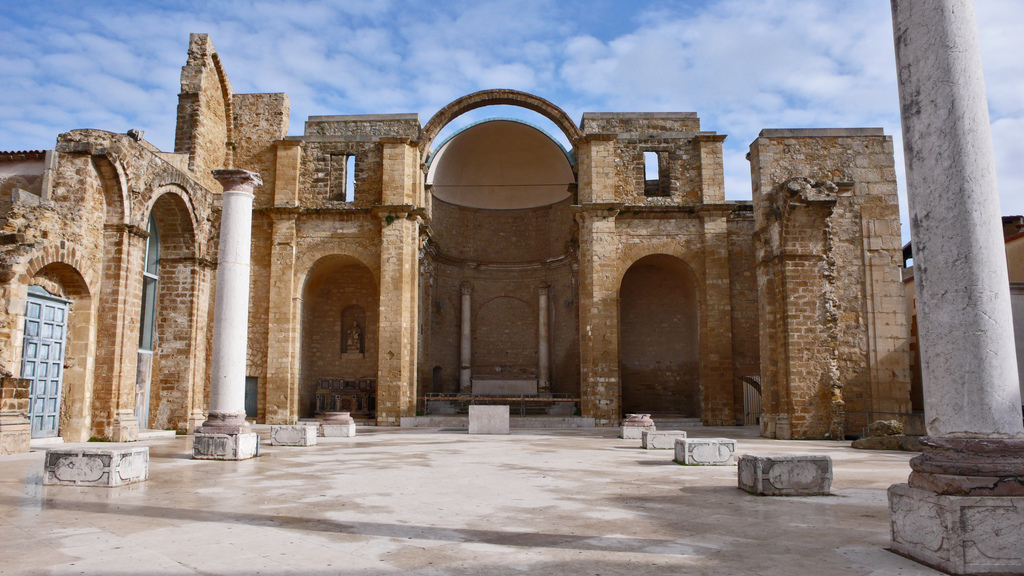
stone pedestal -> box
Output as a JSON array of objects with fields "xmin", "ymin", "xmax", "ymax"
[
  {"xmin": 321, "ymin": 424, "xmax": 356, "ymax": 437},
  {"xmin": 192, "ymin": 433, "xmax": 260, "ymax": 460},
  {"xmin": 44, "ymin": 447, "xmax": 149, "ymax": 486},
  {"xmin": 641, "ymin": 430, "xmax": 686, "ymax": 450},
  {"xmin": 621, "ymin": 413, "xmax": 655, "ymax": 440},
  {"xmin": 674, "ymin": 438, "xmax": 736, "ymax": 466},
  {"xmin": 738, "ymin": 454, "xmax": 832, "ymax": 496},
  {"xmin": 469, "ymin": 405, "xmax": 510, "ymax": 435},
  {"xmin": 270, "ymin": 425, "xmax": 317, "ymax": 446},
  {"xmin": 889, "ymin": 484, "xmax": 1024, "ymax": 575}
]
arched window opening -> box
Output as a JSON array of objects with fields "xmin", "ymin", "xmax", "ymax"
[{"xmin": 139, "ymin": 214, "xmax": 159, "ymax": 351}]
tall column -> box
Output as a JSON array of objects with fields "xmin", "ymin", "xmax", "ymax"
[
  {"xmin": 193, "ymin": 169, "xmax": 262, "ymax": 460},
  {"xmin": 538, "ymin": 284, "xmax": 551, "ymax": 393},
  {"xmin": 888, "ymin": 2, "xmax": 1024, "ymax": 573},
  {"xmin": 459, "ymin": 284, "xmax": 472, "ymax": 392}
]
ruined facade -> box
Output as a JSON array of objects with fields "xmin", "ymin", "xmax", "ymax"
[{"xmin": 0, "ymin": 34, "xmax": 911, "ymax": 448}]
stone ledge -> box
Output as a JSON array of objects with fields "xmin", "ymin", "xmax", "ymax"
[
  {"xmin": 44, "ymin": 447, "xmax": 149, "ymax": 486},
  {"xmin": 889, "ymin": 483, "xmax": 1024, "ymax": 575},
  {"xmin": 738, "ymin": 454, "xmax": 832, "ymax": 496},
  {"xmin": 674, "ymin": 438, "xmax": 736, "ymax": 466}
]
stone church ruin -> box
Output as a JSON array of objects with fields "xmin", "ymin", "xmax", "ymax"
[{"xmin": 0, "ymin": 33, "xmax": 911, "ymax": 449}]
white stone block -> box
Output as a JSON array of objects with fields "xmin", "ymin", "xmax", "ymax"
[
  {"xmin": 321, "ymin": 423, "xmax": 356, "ymax": 437},
  {"xmin": 469, "ymin": 405, "xmax": 509, "ymax": 435},
  {"xmin": 738, "ymin": 454, "xmax": 832, "ymax": 496},
  {"xmin": 621, "ymin": 425, "xmax": 654, "ymax": 440},
  {"xmin": 192, "ymin": 432, "xmax": 259, "ymax": 460},
  {"xmin": 271, "ymin": 425, "xmax": 317, "ymax": 446},
  {"xmin": 642, "ymin": 430, "xmax": 686, "ymax": 449},
  {"xmin": 889, "ymin": 483, "xmax": 1024, "ymax": 575},
  {"xmin": 44, "ymin": 447, "xmax": 149, "ymax": 486},
  {"xmin": 674, "ymin": 438, "xmax": 736, "ymax": 465}
]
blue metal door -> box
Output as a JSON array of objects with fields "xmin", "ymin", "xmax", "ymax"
[{"xmin": 21, "ymin": 286, "xmax": 70, "ymax": 438}]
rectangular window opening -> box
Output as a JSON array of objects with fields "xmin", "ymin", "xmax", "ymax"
[
  {"xmin": 643, "ymin": 150, "xmax": 670, "ymax": 197},
  {"xmin": 345, "ymin": 155, "xmax": 356, "ymax": 201}
]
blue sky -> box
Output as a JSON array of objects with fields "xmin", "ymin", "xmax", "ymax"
[{"xmin": 2, "ymin": 1, "xmax": 1022, "ymax": 241}]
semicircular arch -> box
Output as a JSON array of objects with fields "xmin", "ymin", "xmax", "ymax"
[{"xmin": 421, "ymin": 90, "xmax": 582, "ymax": 155}]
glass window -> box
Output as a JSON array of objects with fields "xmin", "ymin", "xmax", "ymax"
[{"xmin": 138, "ymin": 214, "xmax": 160, "ymax": 351}]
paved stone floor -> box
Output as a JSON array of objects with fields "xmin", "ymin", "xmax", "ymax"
[{"xmin": 0, "ymin": 424, "xmax": 941, "ymax": 575}]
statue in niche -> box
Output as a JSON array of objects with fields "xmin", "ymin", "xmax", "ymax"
[{"xmin": 345, "ymin": 320, "xmax": 364, "ymax": 354}]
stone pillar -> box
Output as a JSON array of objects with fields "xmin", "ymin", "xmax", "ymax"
[
  {"xmin": 538, "ymin": 284, "xmax": 550, "ymax": 393},
  {"xmin": 699, "ymin": 207, "xmax": 735, "ymax": 426},
  {"xmin": 193, "ymin": 169, "xmax": 262, "ymax": 460},
  {"xmin": 0, "ymin": 377, "xmax": 31, "ymax": 455},
  {"xmin": 459, "ymin": 284, "xmax": 472, "ymax": 392},
  {"xmin": 888, "ymin": 2, "xmax": 1024, "ymax": 573}
]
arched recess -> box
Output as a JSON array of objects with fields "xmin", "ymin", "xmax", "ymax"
[
  {"xmin": 473, "ymin": 296, "xmax": 537, "ymax": 378},
  {"xmin": 298, "ymin": 255, "xmax": 379, "ymax": 418},
  {"xmin": 140, "ymin": 189, "xmax": 199, "ymax": 431},
  {"xmin": 619, "ymin": 254, "xmax": 700, "ymax": 416},
  {"xmin": 29, "ymin": 262, "xmax": 96, "ymax": 443},
  {"xmin": 420, "ymin": 89, "xmax": 583, "ymax": 155}
]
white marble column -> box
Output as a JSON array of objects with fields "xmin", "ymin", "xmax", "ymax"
[
  {"xmin": 894, "ymin": 1, "xmax": 1023, "ymax": 439},
  {"xmin": 538, "ymin": 284, "xmax": 550, "ymax": 393},
  {"xmin": 459, "ymin": 284, "xmax": 472, "ymax": 392},
  {"xmin": 196, "ymin": 169, "xmax": 262, "ymax": 435},
  {"xmin": 888, "ymin": 3, "xmax": 1024, "ymax": 572}
]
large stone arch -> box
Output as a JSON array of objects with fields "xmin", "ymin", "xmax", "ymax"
[
  {"xmin": 420, "ymin": 89, "xmax": 583, "ymax": 155},
  {"xmin": 618, "ymin": 253, "xmax": 701, "ymax": 416},
  {"xmin": 294, "ymin": 243, "xmax": 381, "ymax": 290},
  {"xmin": 136, "ymin": 189, "xmax": 202, "ymax": 431}
]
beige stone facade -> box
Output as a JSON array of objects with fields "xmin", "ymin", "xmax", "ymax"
[{"xmin": 0, "ymin": 34, "xmax": 912, "ymax": 446}]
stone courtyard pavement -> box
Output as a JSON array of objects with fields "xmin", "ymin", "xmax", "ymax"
[{"xmin": 0, "ymin": 424, "xmax": 941, "ymax": 575}]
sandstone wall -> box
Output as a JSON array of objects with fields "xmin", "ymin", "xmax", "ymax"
[{"xmin": 750, "ymin": 128, "xmax": 910, "ymax": 439}]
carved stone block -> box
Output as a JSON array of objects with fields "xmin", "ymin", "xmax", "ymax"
[
  {"xmin": 192, "ymin": 432, "xmax": 259, "ymax": 460},
  {"xmin": 270, "ymin": 425, "xmax": 316, "ymax": 446},
  {"xmin": 321, "ymin": 423, "xmax": 356, "ymax": 437},
  {"xmin": 0, "ymin": 415, "xmax": 31, "ymax": 455},
  {"xmin": 641, "ymin": 430, "xmax": 686, "ymax": 450},
  {"xmin": 674, "ymin": 437, "xmax": 736, "ymax": 465},
  {"xmin": 889, "ymin": 483, "xmax": 1024, "ymax": 575},
  {"xmin": 738, "ymin": 454, "xmax": 832, "ymax": 496},
  {"xmin": 468, "ymin": 405, "xmax": 509, "ymax": 435},
  {"xmin": 44, "ymin": 447, "xmax": 149, "ymax": 486}
]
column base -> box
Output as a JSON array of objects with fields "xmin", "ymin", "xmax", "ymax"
[
  {"xmin": 192, "ymin": 432, "xmax": 259, "ymax": 460},
  {"xmin": 194, "ymin": 411, "xmax": 251, "ymax": 435},
  {"xmin": 889, "ymin": 483, "xmax": 1024, "ymax": 575},
  {"xmin": 110, "ymin": 411, "xmax": 139, "ymax": 442},
  {"xmin": 0, "ymin": 414, "xmax": 31, "ymax": 455}
]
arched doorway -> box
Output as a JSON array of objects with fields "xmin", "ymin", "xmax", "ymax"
[
  {"xmin": 24, "ymin": 262, "xmax": 95, "ymax": 441},
  {"xmin": 619, "ymin": 254, "xmax": 700, "ymax": 416},
  {"xmin": 299, "ymin": 256, "xmax": 378, "ymax": 418}
]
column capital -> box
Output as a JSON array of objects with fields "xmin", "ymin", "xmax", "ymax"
[
  {"xmin": 212, "ymin": 169, "xmax": 263, "ymax": 192},
  {"xmin": 538, "ymin": 283, "xmax": 550, "ymax": 295},
  {"xmin": 461, "ymin": 283, "xmax": 472, "ymax": 295}
]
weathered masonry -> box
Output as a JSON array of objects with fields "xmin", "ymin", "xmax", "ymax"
[{"xmin": 0, "ymin": 34, "xmax": 911, "ymax": 448}]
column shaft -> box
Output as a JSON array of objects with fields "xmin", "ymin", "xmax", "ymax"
[
  {"xmin": 893, "ymin": 0, "xmax": 1024, "ymax": 437},
  {"xmin": 538, "ymin": 285, "xmax": 550, "ymax": 393},
  {"xmin": 460, "ymin": 285, "xmax": 472, "ymax": 391},
  {"xmin": 197, "ymin": 169, "xmax": 262, "ymax": 434}
]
